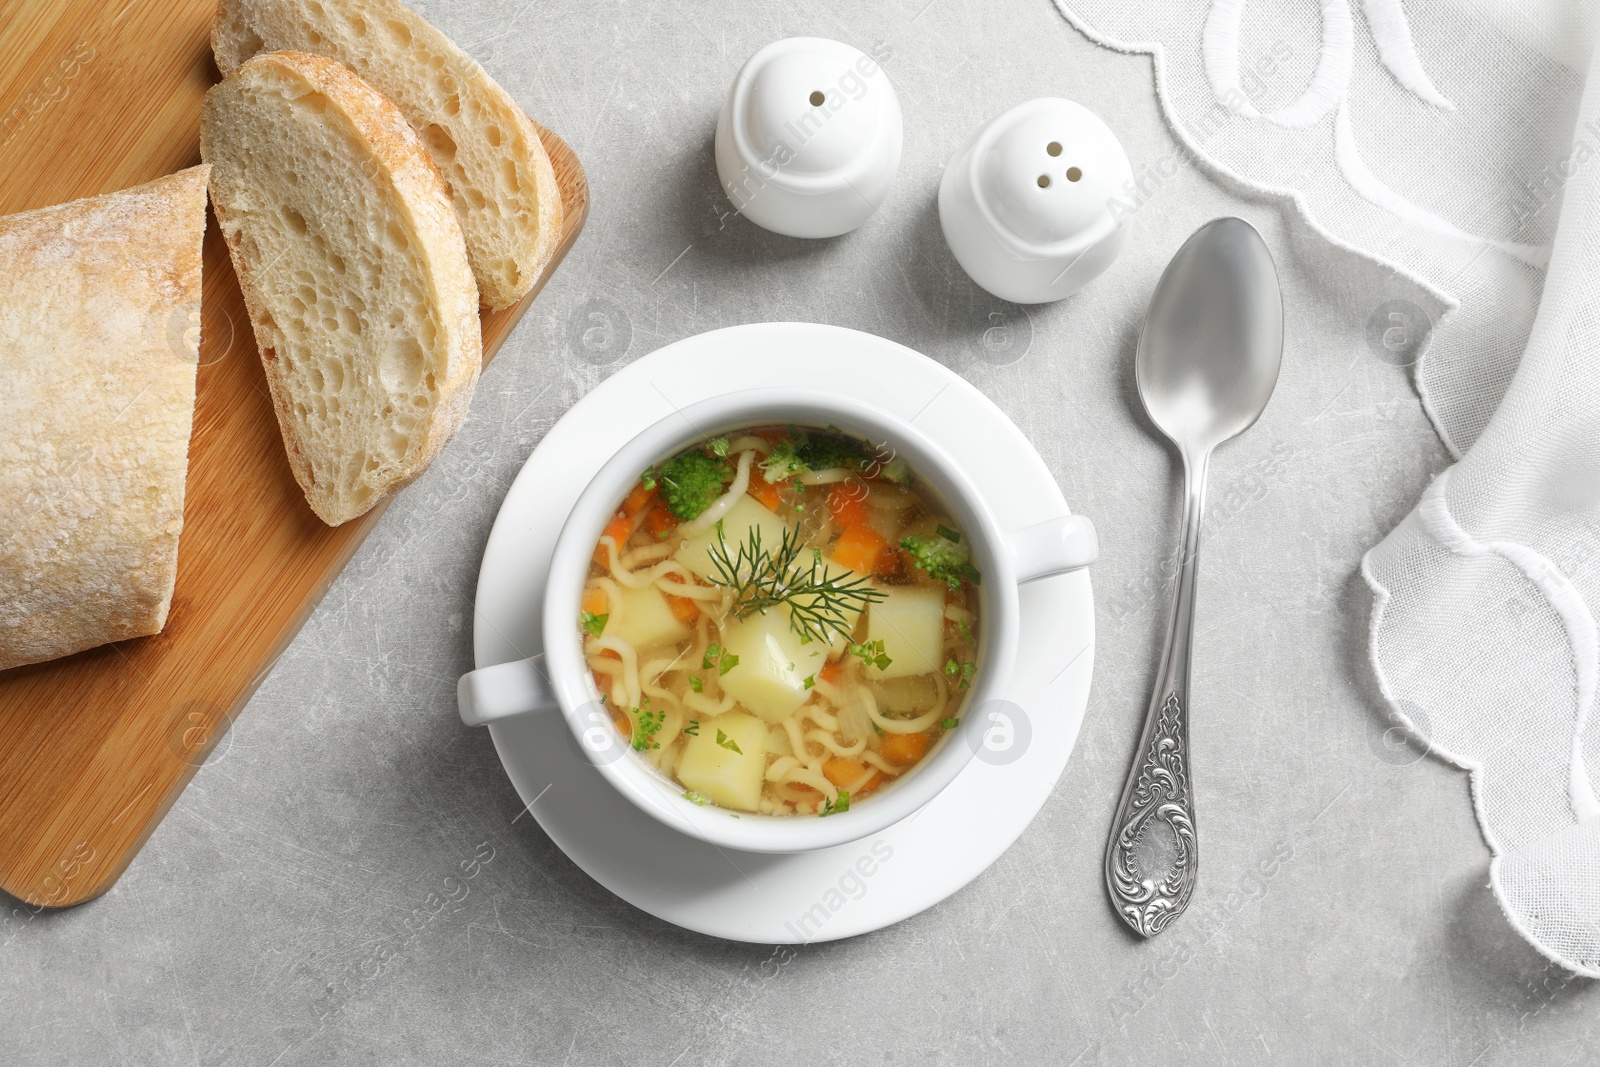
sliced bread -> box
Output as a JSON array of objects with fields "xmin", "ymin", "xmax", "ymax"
[
  {"xmin": 0, "ymin": 166, "xmax": 210, "ymax": 671},
  {"xmin": 201, "ymin": 50, "xmax": 482, "ymax": 526},
  {"xmin": 212, "ymin": 0, "xmax": 563, "ymax": 310}
]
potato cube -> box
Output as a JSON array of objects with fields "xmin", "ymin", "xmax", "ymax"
[
  {"xmin": 676, "ymin": 711, "xmax": 769, "ymax": 811},
  {"xmin": 867, "ymin": 584, "xmax": 946, "ymax": 679},
  {"xmin": 605, "ymin": 583, "xmax": 691, "ymax": 651},
  {"xmin": 719, "ymin": 608, "xmax": 828, "ymax": 723},
  {"xmin": 675, "ymin": 495, "xmax": 792, "ymax": 581}
]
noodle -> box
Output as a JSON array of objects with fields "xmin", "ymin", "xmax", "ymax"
[
  {"xmin": 796, "ymin": 467, "xmax": 854, "ymax": 485},
  {"xmin": 683, "ymin": 689, "xmax": 736, "ymax": 716},
  {"xmin": 655, "ymin": 578, "xmax": 722, "ymax": 601},
  {"xmin": 806, "ymin": 729, "xmax": 866, "ymax": 759},
  {"xmin": 600, "ymin": 541, "xmax": 699, "ymax": 590},
  {"xmin": 621, "ymin": 541, "xmax": 677, "ymax": 568},
  {"xmin": 587, "ymin": 576, "xmax": 624, "ymax": 619},
  {"xmin": 586, "ymin": 635, "xmax": 641, "ymax": 709}
]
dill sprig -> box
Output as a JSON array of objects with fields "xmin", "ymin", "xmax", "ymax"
[{"xmin": 706, "ymin": 522, "xmax": 885, "ymax": 643}]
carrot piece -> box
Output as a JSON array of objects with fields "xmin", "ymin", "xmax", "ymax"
[
  {"xmin": 819, "ymin": 660, "xmax": 845, "ymax": 685},
  {"xmin": 832, "ymin": 524, "xmax": 889, "ymax": 576},
  {"xmin": 823, "ymin": 756, "xmax": 869, "ymax": 788},
  {"xmin": 854, "ymin": 772, "xmax": 885, "ymax": 796},
  {"xmin": 581, "ymin": 587, "xmax": 608, "ymax": 616},
  {"xmin": 643, "ymin": 507, "xmax": 679, "ymax": 540},
  {"xmin": 827, "ymin": 484, "xmax": 869, "ymax": 529},
  {"xmin": 666, "ymin": 594, "xmax": 700, "ymax": 624},
  {"xmin": 622, "ymin": 483, "xmax": 655, "ymax": 517},
  {"xmin": 747, "ymin": 474, "xmax": 784, "ymax": 512},
  {"xmin": 593, "ymin": 514, "xmax": 633, "ymax": 565},
  {"xmin": 751, "ymin": 426, "xmax": 789, "ymax": 444},
  {"xmin": 880, "ymin": 731, "xmax": 930, "ymax": 765}
]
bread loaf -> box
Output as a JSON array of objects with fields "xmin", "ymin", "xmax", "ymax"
[{"xmin": 0, "ymin": 166, "xmax": 210, "ymax": 671}]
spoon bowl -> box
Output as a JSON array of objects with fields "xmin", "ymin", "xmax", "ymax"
[{"xmin": 1136, "ymin": 217, "xmax": 1284, "ymax": 455}]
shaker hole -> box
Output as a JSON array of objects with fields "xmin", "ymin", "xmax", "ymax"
[
  {"xmin": 1047, "ymin": 141, "xmax": 1062, "ymax": 156},
  {"xmin": 1066, "ymin": 167, "xmax": 1083, "ymax": 182},
  {"xmin": 1037, "ymin": 174, "xmax": 1051, "ymax": 188},
  {"xmin": 809, "ymin": 90, "xmax": 825, "ymax": 106}
]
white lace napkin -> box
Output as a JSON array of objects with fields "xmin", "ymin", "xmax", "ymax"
[{"xmin": 1054, "ymin": 0, "xmax": 1600, "ymax": 973}]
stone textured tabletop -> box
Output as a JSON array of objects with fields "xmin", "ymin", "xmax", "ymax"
[{"xmin": 3, "ymin": 1, "xmax": 1595, "ymax": 1064}]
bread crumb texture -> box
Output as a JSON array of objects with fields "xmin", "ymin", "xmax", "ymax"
[
  {"xmin": 0, "ymin": 166, "xmax": 210, "ymax": 671},
  {"xmin": 201, "ymin": 51, "xmax": 481, "ymax": 526},
  {"xmin": 212, "ymin": 0, "xmax": 562, "ymax": 309}
]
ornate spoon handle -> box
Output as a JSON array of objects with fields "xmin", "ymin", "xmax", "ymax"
[{"xmin": 1104, "ymin": 450, "xmax": 1207, "ymax": 937}]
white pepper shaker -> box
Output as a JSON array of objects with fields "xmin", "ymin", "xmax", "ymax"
[{"xmin": 939, "ymin": 97, "xmax": 1132, "ymax": 303}]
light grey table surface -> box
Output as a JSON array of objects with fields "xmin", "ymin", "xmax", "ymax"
[{"xmin": 4, "ymin": 1, "xmax": 1596, "ymax": 1064}]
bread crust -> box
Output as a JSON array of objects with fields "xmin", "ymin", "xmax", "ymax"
[
  {"xmin": 212, "ymin": 0, "xmax": 563, "ymax": 309},
  {"xmin": 0, "ymin": 166, "xmax": 210, "ymax": 671},
  {"xmin": 201, "ymin": 50, "xmax": 482, "ymax": 526}
]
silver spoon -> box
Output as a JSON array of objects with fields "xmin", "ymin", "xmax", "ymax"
[{"xmin": 1104, "ymin": 217, "xmax": 1284, "ymax": 938}]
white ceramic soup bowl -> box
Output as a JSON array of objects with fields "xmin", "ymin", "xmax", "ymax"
[{"xmin": 457, "ymin": 389, "xmax": 1097, "ymax": 853}]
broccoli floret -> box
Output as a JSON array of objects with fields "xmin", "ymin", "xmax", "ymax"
[
  {"xmin": 759, "ymin": 438, "xmax": 806, "ymax": 483},
  {"xmin": 901, "ymin": 530, "xmax": 977, "ymax": 589},
  {"xmin": 656, "ymin": 450, "xmax": 730, "ymax": 520},
  {"xmin": 796, "ymin": 430, "xmax": 871, "ymax": 473},
  {"xmin": 877, "ymin": 456, "xmax": 911, "ymax": 484}
]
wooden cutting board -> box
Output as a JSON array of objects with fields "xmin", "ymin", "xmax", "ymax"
[{"xmin": 0, "ymin": 0, "xmax": 588, "ymax": 908}]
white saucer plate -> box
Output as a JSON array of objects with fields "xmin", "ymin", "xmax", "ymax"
[{"xmin": 472, "ymin": 322, "xmax": 1094, "ymax": 943}]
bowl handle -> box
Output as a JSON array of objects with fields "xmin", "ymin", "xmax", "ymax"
[
  {"xmin": 458, "ymin": 654, "xmax": 557, "ymax": 727},
  {"xmin": 1009, "ymin": 514, "xmax": 1099, "ymax": 583}
]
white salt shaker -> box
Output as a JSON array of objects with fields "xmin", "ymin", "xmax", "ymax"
[
  {"xmin": 939, "ymin": 97, "xmax": 1132, "ymax": 303},
  {"xmin": 715, "ymin": 37, "xmax": 903, "ymax": 238}
]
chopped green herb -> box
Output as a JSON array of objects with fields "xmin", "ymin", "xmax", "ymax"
[
  {"xmin": 702, "ymin": 643, "xmax": 721, "ymax": 670},
  {"xmin": 804, "ymin": 674, "xmax": 816, "ymax": 690},
  {"xmin": 580, "ymin": 611, "xmax": 608, "ymax": 639},
  {"xmin": 683, "ymin": 790, "xmax": 708, "ymax": 805},
  {"xmin": 960, "ymin": 563, "xmax": 982, "ymax": 585},
  {"xmin": 941, "ymin": 717, "xmax": 960, "ymax": 730},
  {"xmin": 688, "ymin": 674, "xmax": 704, "ymax": 694},
  {"xmin": 819, "ymin": 791, "xmax": 851, "ymax": 817},
  {"xmin": 640, "ymin": 467, "xmax": 658, "ymax": 492},
  {"xmin": 937, "ymin": 525, "xmax": 961, "ymax": 543},
  {"xmin": 849, "ymin": 639, "xmax": 893, "ymax": 672},
  {"xmin": 709, "ymin": 436, "xmax": 731, "ymax": 458},
  {"xmin": 715, "ymin": 728, "xmax": 743, "ymax": 755},
  {"xmin": 943, "ymin": 659, "xmax": 976, "ymax": 689},
  {"xmin": 684, "ymin": 718, "xmax": 700, "ymax": 736},
  {"xmin": 719, "ymin": 652, "xmax": 739, "ymax": 676},
  {"xmin": 632, "ymin": 707, "xmax": 665, "ymax": 751},
  {"xmin": 957, "ymin": 618, "xmax": 974, "ymax": 645}
]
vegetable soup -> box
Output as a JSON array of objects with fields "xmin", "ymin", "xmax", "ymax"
[{"xmin": 581, "ymin": 426, "xmax": 981, "ymax": 816}]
